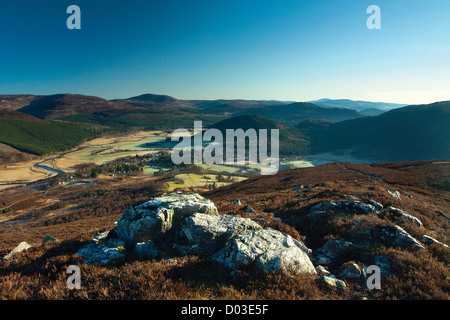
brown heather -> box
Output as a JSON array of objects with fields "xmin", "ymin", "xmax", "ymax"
[{"xmin": 0, "ymin": 161, "xmax": 449, "ymax": 300}]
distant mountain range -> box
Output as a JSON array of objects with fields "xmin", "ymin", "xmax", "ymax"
[
  {"xmin": 0, "ymin": 93, "xmax": 448, "ymax": 162},
  {"xmin": 309, "ymin": 98, "xmax": 407, "ymax": 117},
  {"xmin": 309, "ymin": 98, "xmax": 407, "ymax": 111},
  {"xmin": 297, "ymin": 101, "xmax": 450, "ymax": 161},
  {"xmin": 234, "ymin": 102, "xmax": 362, "ymax": 125},
  {"xmin": 0, "ymin": 93, "xmax": 370, "ymax": 126}
]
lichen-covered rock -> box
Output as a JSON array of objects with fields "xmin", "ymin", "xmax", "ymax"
[
  {"xmin": 140, "ymin": 192, "xmax": 218, "ymax": 215},
  {"xmin": 387, "ymin": 189, "xmax": 401, "ymax": 201},
  {"xmin": 313, "ymin": 255, "xmax": 332, "ymax": 265},
  {"xmin": 3, "ymin": 241, "xmax": 32, "ymax": 260},
  {"xmin": 386, "ymin": 206, "xmax": 423, "ymax": 227},
  {"xmin": 211, "ymin": 228, "xmax": 316, "ymax": 275},
  {"xmin": 343, "ymin": 195, "xmax": 360, "ymax": 202},
  {"xmin": 366, "ymin": 200, "xmax": 383, "ymax": 211},
  {"xmin": 92, "ymin": 231, "xmax": 111, "ymax": 243},
  {"xmin": 338, "ymin": 263, "xmax": 363, "ymax": 279},
  {"xmin": 308, "ymin": 200, "xmax": 379, "ymax": 220},
  {"xmin": 319, "ymin": 275, "xmax": 346, "ymax": 288},
  {"xmin": 420, "ymin": 235, "xmax": 448, "ymax": 248},
  {"xmin": 115, "ymin": 192, "xmax": 218, "ymax": 246},
  {"xmin": 372, "ymin": 225, "xmax": 424, "ymax": 250},
  {"xmin": 244, "ymin": 205, "xmax": 256, "ymax": 214},
  {"xmin": 76, "ymin": 239, "xmax": 126, "ymax": 265},
  {"xmin": 316, "ymin": 265, "xmax": 331, "ymax": 275},
  {"xmin": 179, "ymin": 213, "xmax": 262, "ymax": 256}
]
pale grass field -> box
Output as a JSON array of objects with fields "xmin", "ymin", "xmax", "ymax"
[
  {"xmin": 55, "ymin": 130, "xmax": 166, "ymax": 170},
  {"xmin": 196, "ymin": 163, "xmax": 243, "ymax": 174},
  {"xmin": 0, "ymin": 131, "xmax": 166, "ymax": 189},
  {"xmin": 0, "ymin": 159, "xmax": 52, "ymax": 189}
]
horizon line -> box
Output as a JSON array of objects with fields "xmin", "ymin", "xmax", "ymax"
[{"xmin": 1, "ymin": 91, "xmax": 432, "ymax": 106}]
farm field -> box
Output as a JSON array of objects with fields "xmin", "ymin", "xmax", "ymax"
[
  {"xmin": 0, "ymin": 159, "xmax": 53, "ymax": 190},
  {"xmin": 0, "ymin": 131, "xmax": 166, "ymax": 189},
  {"xmin": 55, "ymin": 131, "xmax": 166, "ymax": 170}
]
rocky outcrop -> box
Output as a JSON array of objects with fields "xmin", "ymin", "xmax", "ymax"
[
  {"xmin": 76, "ymin": 192, "xmax": 316, "ymax": 275},
  {"xmin": 244, "ymin": 205, "xmax": 256, "ymax": 214},
  {"xmin": 371, "ymin": 225, "xmax": 424, "ymax": 250},
  {"xmin": 211, "ymin": 228, "xmax": 316, "ymax": 275},
  {"xmin": 93, "ymin": 231, "xmax": 110, "ymax": 243},
  {"xmin": 386, "ymin": 206, "xmax": 423, "ymax": 227},
  {"xmin": 315, "ymin": 265, "xmax": 331, "ymax": 275},
  {"xmin": 307, "ymin": 200, "xmax": 379, "ymax": 220},
  {"xmin": 2, "ymin": 241, "xmax": 32, "ymax": 260},
  {"xmin": 319, "ymin": 275, "xmax": 346, "ymax": 288},
  {"xmin": 115, "ymin": 192, "xmax": 218, "ymax": 247},
  {"xmin": 366, "ymin": 200, "xmax": 383, "ymax": 211},
  {"xmin": 338, "ymin": 263, "xmax": 364, "ymax": 279},
  {"xmin": 76, "ymin": 239, "xmax": 126, "ymax": 265},
  {"xmin": 420, "ymin": 235, "xmax": 448, "ymax": 248},
  {"xmin": 387, "ymin": 189, "xmax": 401, "ymax": 201}
]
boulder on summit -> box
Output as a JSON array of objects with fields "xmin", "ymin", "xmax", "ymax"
[{"xmin": 76, "ymin": 192, "xmax": 317, "ymax": 276}]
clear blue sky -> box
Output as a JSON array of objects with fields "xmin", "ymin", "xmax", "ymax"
[{"xmin": 0, "ymin": 0, "xmax": 449, "ymax": 104}]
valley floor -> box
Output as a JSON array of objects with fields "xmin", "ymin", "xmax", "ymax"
[{"xmin": 0, "ymin": 128, "xmax": 448, "ymax": 301}]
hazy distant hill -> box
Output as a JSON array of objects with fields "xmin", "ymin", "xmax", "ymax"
[
  {"xmin": 310, "ymin": 98, "xmax": 406, "ymax": 112},
  {"xmin": 237, "ymin": 102, "xmax": 363, "ymax": 126},
  {"xmin": 6, "ymin": 93, "xmax": 368, "ymax": 129},
  {"xmin": 124, "ymin": 93, "xmax": 179, "ymax": 104},
  {"xmin": 191, "ymin": 100, "xmax": 363, "ymax": 124},
  {"xmin": 298, "ymin": 101, "xmax": 450, "ymax": 161},
  {"xmin": 358, "ymin": 108, "xmax": 385, "ymax": 116},
  {"xmin": 192, "ymin": 99, "xmax": 285, "ymax": 109}
]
